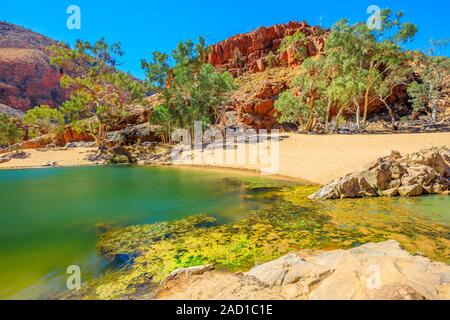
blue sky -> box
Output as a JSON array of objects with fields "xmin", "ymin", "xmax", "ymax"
[{"xmin": 1, "ymin": 0, "xmax": 449, "ymax": 79}]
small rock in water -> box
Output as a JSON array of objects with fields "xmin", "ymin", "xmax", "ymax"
[
  {"xmin": 112, "ymin": 253, "xmax": 138, "ymax": 268},
  {"xmin": 398, "ymin": 184, "xmax": 424, "ymax": 197}
]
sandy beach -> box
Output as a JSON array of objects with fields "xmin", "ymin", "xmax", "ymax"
[
  {"xmin": 0, "ymin": 147, "xmax": 97, "ymax": 170},
  {"xmin": 177, "ymin": 131, "xmax": 450, "ymax": 184},
  {"xmin": 274, "ymin": 132, "xmax": 450, "ymax": 184},
  {"xmin": 1, "ymin": 132, "xmax": 449, "ymax": 184}
]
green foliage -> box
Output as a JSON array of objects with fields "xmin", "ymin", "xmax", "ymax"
[
  {"xmin": 408, "ymin": 81, "xmax": 430, "ymax": 113},
  {"xmin": 276, "ymin": 55, "xmax": 334, "ymax": 131},
  {"xmin": 324, "ymin": 10, "xmax": 417, "ymax": 129},
  {"xmin": 267, "ymin": 51, "xmax": 276, "ymax": 68},
  {"xmin": 48, "ymin": 39, "xmax": 146, "ymax": 147},
  {"xmin": 142, "ymin": 37, "xmax": 235, "ymax": 141},
  {"xmin": 0, "ymin": 114, "xmax": 24, "ymax": 146},
  {"xmin": 407, "ymin": 41, "xmax": 450, "ymax": 120},
  {"xmin": 278, "ymin": 30, "xmax": 308, "ymax": 61},
  {"xmin": 141, "ymin": 51, "xmax": 170, "ymax": 93},
  {"xmin": 23, "ymin": 105, "xmax": 65, "ymax": 138},
  {"xmin": 274, "ymin": 91, "xmax": 303, "ymax": 125}
]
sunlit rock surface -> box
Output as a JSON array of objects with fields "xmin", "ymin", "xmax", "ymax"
[{"xmin": 156, "ymin": 241, "xmax": 450, "ymax": 300}]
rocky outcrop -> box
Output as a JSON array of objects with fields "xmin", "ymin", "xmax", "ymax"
[
  {"xmin": 0, "ymin": 126, "xmax": 94, "ymax": 153},
  {"xmin": 209, "ymin": 21, "xmax": 411, "ymax": 129},
  {"xmin": 0, "ymin": 22, "xmax": 56, "ymax": 50},
  {"xmin": 0, "ymin": 22, "xmax": 64, "ymax": 111},
  {"xmin": 309, "ymin": 148, "xmax": 450, "ymax": 199},
  {"xmin": 208, "ymin": 21, "xmax": 327, "ymax": 77},
  {"xmin": 0, "ymin": 103, "xmax": 24, "ymax": 118},
  {"xmin": 62, "ymin": 127, "xmax": 94, "ymax": 144},
  {"xmin": 106, "ymin": 123, "xmax": 161, "ymax": 147},
  {"xmin": 222, "ymin": 66, "xmax": 299, "ymax": 129},
  {"xmin": 0, "ymin": 150, "xmax": 29, "ymax": 163},
  {"xmin": 156, "ymin": 241, "xmax": 450, "ymax": 300}
]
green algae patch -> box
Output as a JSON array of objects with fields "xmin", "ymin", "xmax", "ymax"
[
  {"xmin": 97, "ymin": 215, "xmax": 217, "ymax": 258},
  {"xmin": 75, "ymin": 182, "xmax": 449, "ymax": 300}
]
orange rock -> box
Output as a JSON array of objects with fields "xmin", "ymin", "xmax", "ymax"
[
  {"xmin": 208, "ymin": 21, "xmax": 327, "ymax": 77},
  {"xmin": 62, "ymin": 127, "xmax": 94, "ymax": 143},
  {"xmin": 0, "ymin": 22, "xmax": 65, "ymax": 111},
  {"xmin": 254, "ymin": 100, "xmax": 274, "ymax": 115}
]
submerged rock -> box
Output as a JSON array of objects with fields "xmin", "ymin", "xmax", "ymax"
[
  {"xmin": 156, "ymin": 241, "xmax": 450, "ymax": 300},
  {"xmin": 112, "ymin": 253, "xmax": 138, "ymax": 268},
  {"xmin": 309, "ymin": 148, "xmax": 450, "ymax": 199}
]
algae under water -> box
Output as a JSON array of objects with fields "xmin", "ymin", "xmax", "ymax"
[{"xmin": 0, "ymin": 166, "xmax": 448, "ymax": 299}]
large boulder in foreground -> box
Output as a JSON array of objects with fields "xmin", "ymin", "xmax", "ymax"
[
  {"xmin": 309, "ymin": 148, "xmax": 450, "ymax": 199},
  {"xmin": 156, "ymin": 241, "xmax": 450, "ymax": 300}
]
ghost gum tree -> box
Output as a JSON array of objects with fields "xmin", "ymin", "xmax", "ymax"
[
  {"xmin": 323, "ymin": 9, "xmax": 417, "ymax": 130},
  {"xmin": 275, "ymin": 9, "xmax": 418, "ymax": 132},
  {"xmin": 276, "ymin": 30, "xmax": 336, "ymax": 132},
  {"xmin": 408, "ymin": 39, "xmax": 450, "ymax": 122},
  {"xmin": 48, "ymin": 39, "xmax": 146, "ymax": 148},
  {"xmin": 141, "ymin": 37, "xmax": 236, "ymax": 142},
  {"xmin": 275, "ymin": 54, "xmax": 334, "ymax": 132}
]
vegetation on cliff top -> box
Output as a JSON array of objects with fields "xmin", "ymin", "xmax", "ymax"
[{"xmin": 275, "ymin": 9, "xmax": 424, "ymax": 132}]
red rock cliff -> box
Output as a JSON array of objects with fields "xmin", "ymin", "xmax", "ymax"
[
  {"xmin": 0, "ymin": 22, "xmax": 64, "ymax": 112},
  {"xmin": 208, "ymin": 21, "xmax": 327, "ymax": 77}
]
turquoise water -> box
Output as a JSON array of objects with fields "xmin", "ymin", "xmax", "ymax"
[{"xmin": 0, "ymin": 166, "xmax": 263, "ymax": 299}]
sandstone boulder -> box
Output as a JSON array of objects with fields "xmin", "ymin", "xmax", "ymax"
[
  {"xmin": 310, "ymin": 148, "xmax": 450, "ymax": 199},
  {"xmin": 106, "ymin": 123, "xmax": 161, "ymax": 147},
  {"xmin": 398, "ymin": 184, "xmax": 424, "ymax": 197},
  {"xmin": 156, "ymin": 241, "xmax": 450, "ymax": 300}
]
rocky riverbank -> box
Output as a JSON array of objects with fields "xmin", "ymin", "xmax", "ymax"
[
  {"xmin": 155, "ymin": 241, "xmax": 450, "ymax": 300},
  {"xmin": 310, "ymin": 147, "xmax": 450, "ymax": 199}
]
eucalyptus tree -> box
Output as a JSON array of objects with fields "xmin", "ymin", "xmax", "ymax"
[
  {"xmin": 142, "ymin": 37, "xmax": 236, "ymax": 142},
  {"xmin": 48, "ymin": 39, "xmax": 146, "ymax": 148},
  {"xmin": 408, "ymin": 39, "xmax": 450, "ymax": 122},
  {"xmin": 325, "ymin": 10, "xmax": 417, "ymax": 129},
  {"xmin": 275, "ymin": 54, "xmax": 333, "ymax": 132}
]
